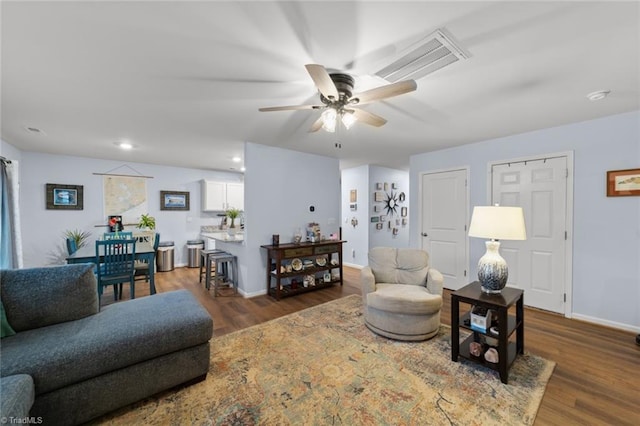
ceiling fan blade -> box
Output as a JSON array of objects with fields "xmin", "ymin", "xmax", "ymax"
[
  {"xmin": 305, "ymin": 64, "xmax": 340, "ymax": 100},
  {"xmin": 352, "ymin": 80, "xmax": 417, "ymax": 105},
  {"xmin": 259, "ymin": 104, "xmax": 322, "ymax": 112},
  {"xmin": 351, "ymin": 108, "xmax": 387, "ymax": 127},
  {"xmin": 309, "ymin": 116, "xmax": 324, "ymax": 133}
]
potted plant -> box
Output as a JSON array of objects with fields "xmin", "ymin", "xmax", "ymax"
[
  {"xmin": 226, "ymin": 207, "xmax": 241, "ymax": 236},
  {"xmin": 137, "ymin": 213, "xmax": 156, "ymax": 231},
  {"xmin": 64, "ymin": 229, "xmax": 91, "ymax": 249}
]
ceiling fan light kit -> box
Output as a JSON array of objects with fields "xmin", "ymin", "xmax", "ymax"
[{"xmin": 259, "ymin": 64, "xmax": 417, "ymax": 133}]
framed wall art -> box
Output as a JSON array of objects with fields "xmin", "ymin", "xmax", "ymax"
[
  {"xmin": 46, "ymin": 183, "xmax": 83, "ymax": 210},
  {"xmin": 160, "ymin": 190, "xmax": 190, "ymax": 210},
  {"xmin": 607, "ymin": 168, "xmax": 640, "ymax": 197}
]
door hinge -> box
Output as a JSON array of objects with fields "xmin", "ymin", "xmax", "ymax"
[
  {"xmin": 563, "ymin": 293, "xmax": 566, "ymax": 303},
  {"xmin": 464, "ymin": 270, "xmax": 467, "ymax": 277},
  {"xmin": 566, "ymin": 168, "xmax": 569, "ymax": 178},
  {"xmin": 464, "ymin": 224, "xmax": 467, "ymax": 232},
  {"xmin": 565, "ymin": 231, "xmax": 567, "ymax": 240}
]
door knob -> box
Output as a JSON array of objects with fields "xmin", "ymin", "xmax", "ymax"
[{"xmin": 421, "ymin": 232, "xmax": 428, "ymax": 237}]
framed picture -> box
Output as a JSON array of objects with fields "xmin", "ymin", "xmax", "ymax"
[
  {"xmin": 401, "ymin": 207, "xmax": 408, "ymax": 217},
  {"xmin": 392, "ymin": 182, "xmax": 398, "ymax": 189},
  {"xmin": 607, "ymin": 168, "xmax": 640, "ymax": 196},
  {"xmin": 374, "ymin": 192, "xmax": 384, "ymax": 202},
  {"xmin": 160, "ymin": 190, "xmax": 190, "ymax": 210},
  {"xmin": 371, "ymin": 216, "xmax": 380, "ymax": 223},
  {"xmin": 399, "ymin": 192, "xmax": 406, "ymax": 202},
  {"xmin": 376, "ymin": 223, "xmax": 383, "ymax": 230},
  {"xmin": 375, "ymin": 182, "xmax": 382, "ymax": 190},
  {"xmin": 384, "ymin": 182, "xmax": 389, "ymax": 191},
  {"xmin": 350, "ymin": 189, "xmax": 357, "ymax": 202},
  {"xmin": 402, "ymin": 218, "xmax": 408, "ymax": 226},
  {"xmin": 373, "ymin": 205, "xmax": 380, "ymax": 213},
  {"xmin": 46, "ymin": 183, "xmax": 83, "ymax": 210}
]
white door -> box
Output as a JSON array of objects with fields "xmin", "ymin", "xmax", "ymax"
[
  {"xmin": 491, "ymin": 157, "xmax": 567, "ymax": 313},
  {"xmin": 421, "ymin": 169, "xmax": 468, "ymax": 290}
]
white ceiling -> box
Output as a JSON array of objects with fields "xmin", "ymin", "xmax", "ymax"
[{"xmin": 2, "ymin": 1, "xmax": 639, "ymax": 172}]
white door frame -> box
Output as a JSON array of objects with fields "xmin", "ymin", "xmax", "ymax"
[
  {"xmin": 486, "ymin": 151, "xmax": 574, "ymax": 318},
  {"xmin": 419, "ymin": 166, "xmax": 470, "ymax": 288}
]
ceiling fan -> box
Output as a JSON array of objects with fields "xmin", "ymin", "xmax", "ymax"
[{"xmin": 259, "ymin": 64, "xmax": 417, "ymax": 133}]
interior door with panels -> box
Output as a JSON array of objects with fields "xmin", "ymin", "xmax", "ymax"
[
  {"xmin": 491, "ymin": 157, "xmax": 567, "ymax": 313},
  {"xmin": 421, "ymin": 169, "xmax": 468, "ymax": 290}
]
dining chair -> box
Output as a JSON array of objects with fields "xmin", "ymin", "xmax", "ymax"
[
  {"xmin": 95, "ymin": 239, "xmax": 136, "ymax": 302},
  {"xmin": 103, "ymin": 231, "xmax": 133, "ymax": 240},
  {"xmin": 134, "ymin": 232, "xmax": 160, "ymax": 283}
]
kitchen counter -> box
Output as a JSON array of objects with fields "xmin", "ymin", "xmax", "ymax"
[{"xmin": 201, "ymin": 231, "xmax": 244, "ymax": 243}]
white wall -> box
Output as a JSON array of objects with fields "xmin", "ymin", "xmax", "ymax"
[
  {"xmin": 11, "ymin": 149, "xmax": 242, "ymax": 267},
  {"xmin": 369, "ymin": 166, "xmax": 410, "ymax": 250},
  {"xmin": 341, "ymin": 165, "xmax": 369, "ymax": 267},
  {"xmin": 341, "ymin": 165, "xmax": 410, "ymax": 268},
  {"xmin": 410, "ymin": 110, "xmax": 640, "ymax": 331},
  {"xmin": 243, "ymin": 142, "xmax": 341, "ymax": 296}
]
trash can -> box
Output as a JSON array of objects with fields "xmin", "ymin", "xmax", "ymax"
[
  {"xmin": 156, "ymin": 241, "xmax": 175, "ymax": 272},
  {"xmin": 187, "ymin": 239, "xmax": 205, "ymax": 268}
]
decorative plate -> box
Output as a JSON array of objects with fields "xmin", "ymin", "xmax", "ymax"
[
  {"xmin": 291, "ymin": 258, "xmax": 303, "ymax": 271},
  {"xmin": 316, "ymin": 257, "xmax": 327, "ymax": 267}
]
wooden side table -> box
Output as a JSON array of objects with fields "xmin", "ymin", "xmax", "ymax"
[{"xmin": 451, "ymin": 281, "xmax": 524, "ymax": 384}]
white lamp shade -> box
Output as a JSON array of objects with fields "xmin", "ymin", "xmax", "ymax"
[{"xmin": 468, "ymin": 206, "xmax": 527, "ymax": 240}]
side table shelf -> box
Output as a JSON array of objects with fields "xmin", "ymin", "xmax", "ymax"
[
  {"xmin": 451, "ymin": 282, "xmax": 524, "ymax": 384},
  {"xmin": 261, "ymin": 240, "xmax": 345, "ymax": 300}
]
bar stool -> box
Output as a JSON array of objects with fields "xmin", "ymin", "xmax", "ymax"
[
  {"xmin": 199, "ymin": 249, "xmax": 225, "ymax": 285},
  {"xmin": 207, "ymin": 252, "xmax": 238, "ymax": 297}
]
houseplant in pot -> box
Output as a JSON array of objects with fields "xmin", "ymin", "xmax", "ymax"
[
  {"xmin": 226, "ymin": 207, "xmax": 241, "ymax": 236},
  {"xmin": 137, "ymin": 213, "xmax": 156, "ymax": 231}
]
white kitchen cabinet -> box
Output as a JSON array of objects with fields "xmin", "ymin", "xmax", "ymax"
[{"xmin": 201, "ymin": 180, "xmax": 244, "ymax": 211}]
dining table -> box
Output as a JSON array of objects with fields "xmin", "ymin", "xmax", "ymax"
[{"xmin": 66, "ymin": 239, "xmax": 157, "ymax": 295}]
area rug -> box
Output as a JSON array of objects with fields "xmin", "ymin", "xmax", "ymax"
[{"xmin": 94, "ymin": 295, "xmax": 555, "ymax": 425}]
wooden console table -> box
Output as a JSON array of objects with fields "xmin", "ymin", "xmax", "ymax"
[
  {"xmin": 451, "ymin": 281, "xmax": 524, "ymax": 384},
  {"xmin": 261, "ymin": 240, "xmax": 345, "ymax": 300}
]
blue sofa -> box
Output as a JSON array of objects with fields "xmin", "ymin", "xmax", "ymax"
[{"xmin": 0, "ymin": 264, "xmax": 213, "ymax": 425}]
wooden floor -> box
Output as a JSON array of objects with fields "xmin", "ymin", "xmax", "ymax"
[{"xmin": 110, "ymin": 266, "xmax": 640, "ymax": 425}]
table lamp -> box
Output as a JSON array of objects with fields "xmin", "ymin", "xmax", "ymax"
[{"xmin": 468, "ymin": 205, "xmax": 527, "ymax": 293}]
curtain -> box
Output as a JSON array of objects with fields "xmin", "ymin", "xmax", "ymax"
[{"xmin": 0, "ymin": 158, "xmax": 23, "ymax": 269}]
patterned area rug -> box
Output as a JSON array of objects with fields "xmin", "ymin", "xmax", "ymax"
[{"xmin": 95, "ymin": 295, "xmax": 555, "ymax": 425}]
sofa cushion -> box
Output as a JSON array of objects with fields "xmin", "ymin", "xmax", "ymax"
[
  {"xmin": 368, "ymin": 247, "xmax": 430, "ymax": 286},
  {"xmin": 1, "ymin": 300, "xmax": 16, "ymax": 338},
  {"xmin": 0, "ymin": 264, "xmax": 98, "ymax": 332},
  {"xmin": 0, "ymin": 290, "xmax": 213, "ymax": 395},
  {"xmin": 367, "ymin": 284, "xmax": 442, "ymax": 315},
  {"xmin": 0, "ymin": 374, "xmax": 35, "ymax": 419}
]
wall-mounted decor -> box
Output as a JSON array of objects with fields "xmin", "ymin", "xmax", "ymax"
[
  {"xmin": 375, "ymin": 182, "xmax": 382, "ymax": 190},
  {"xmin": 370, "ymin": 216, "xmax": 380, "ymax": 223},
  {"xmin": 376, "ymin": 223, "xmax": 383, "ymax": 230},
  {"xmin": 384, "ymin": 191, "xmax": 399, "ymax": 215},
  {"xmin": 384, "ymin": 182, "xmax": 389, "ymax": 191},
  {"xmin": 350, "ymin": 203, "xmax": 357, "ymax": 211},
  {"xmin": 46, "ymin": 183, "xmax": 83, "ymax": 210},
  {"xmin": 103, "ymin": 175, "xmax": 148, "ymax": 223},
  {"xmin": 350, "ymin": 189, "xmax": 357, "ymax": 202},
  {"xmin": 373, "ymin": 205, "xmax": 381, "ymax": 213},
  {"xmin": 401, "ymin": 207, "xmax": 408, "ymax": 217},
  {"xmin": 160, "ymin": 191, "xmax": 190, "ymax": 210},
  {"xmin": 399, "ymin": 192, "xmax": 406, "ymax": 202},
  {"xmin": 607, "ymin": 168, "xmax": 640, "ymax": 196},
  {"xmin": 392, "ymin": 182, "xmax": 398, "ymax": 189},
  {"xmin": 374, "ymin": 192, "xmax": 384, "ymax": 202}
]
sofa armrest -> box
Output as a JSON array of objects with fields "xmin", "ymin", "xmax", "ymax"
[
  {"xmin": 361, "ymin": 266, "xmax": 377, "ymax": 298},
  {"xmin": 0, "ymin": 264, "xmax": 98, "ymax": 332},
  {"xmin": 426, "ymin": 268, "xmax": 444, "ymax": 296}
]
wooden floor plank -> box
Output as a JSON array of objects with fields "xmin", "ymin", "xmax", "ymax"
[{"xmin": 104, "ymin": 266, "xmax": 640, "ymax": 425}]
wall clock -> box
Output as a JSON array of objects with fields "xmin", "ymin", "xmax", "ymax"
[{"xmin": 384, "ymin": 191, "xmax": 399, "ymax": 216}]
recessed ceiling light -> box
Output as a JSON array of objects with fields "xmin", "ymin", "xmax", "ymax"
[
  {"xmin": 232, "ymin": 156, "xmax": 242, "ymax": 163},
  {"xmin": 114, "ymin": 140, "xmax": 134, "ymax": 150},
  {"xmin": 586, "ymin": 90, "xmax": 611, "ymax": 101}
]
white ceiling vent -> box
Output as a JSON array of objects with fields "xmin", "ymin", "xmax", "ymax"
[{"xmin": 376, "ymin": 28, "xmax": 469, "ymax": 82}]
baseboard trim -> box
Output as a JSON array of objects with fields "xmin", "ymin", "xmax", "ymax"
[{"xmin": 571, "ymin": 313, "xmax": 640, "ymax": 334}]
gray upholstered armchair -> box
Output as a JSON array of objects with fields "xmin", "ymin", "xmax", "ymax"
[{"xmin": 361, "ymin": 247, "xmax": 444, "ymax": 341}]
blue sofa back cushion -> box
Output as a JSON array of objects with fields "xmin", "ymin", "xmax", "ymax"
[{"xmin": 0, "ymin": 264, "xmax": 98, "ymax": 332}]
